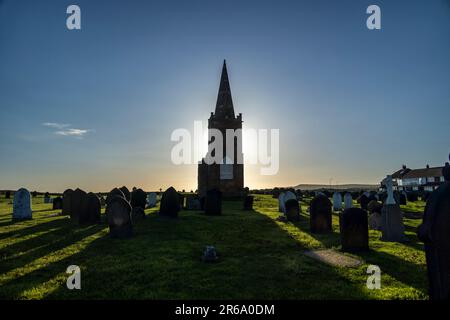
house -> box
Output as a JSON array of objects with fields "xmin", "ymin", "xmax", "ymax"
[{"xmin": 386, "ymin": 164, "xmax": 445, "ymax": 192}]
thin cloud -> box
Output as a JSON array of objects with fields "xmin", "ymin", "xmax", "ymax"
[
  {"xmin": 42, "ymin": 122, "xmax": 71, "ymax": 129},
  {"xmin": 42, "ymin": 122, "xmax": 93, "ymax": 139}
]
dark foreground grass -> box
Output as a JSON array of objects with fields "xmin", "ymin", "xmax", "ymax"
[{"xmin": 0, "ymin": 195, "xmax": 427, "ymax": 299}]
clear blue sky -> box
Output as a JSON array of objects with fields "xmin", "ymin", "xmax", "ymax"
[{"xmin": 0, "ymin": 0, "xmax": 449, "ymax": 192}]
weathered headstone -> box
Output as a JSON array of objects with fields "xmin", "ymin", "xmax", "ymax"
[
  {"xmin": 147, "ymin": 192, "xmax": 157, "ymax": 208},
  {"xmin": 381, "ymin": 175, "xmax": 406, "ymax": 242},
  {"xmin": 159, "ymin": 187, "xmax": 180, "ymax": 218},
  {"xmin": 243, "ymin": 195, "xmax": 254, "ymax": 210},
  {"xmin": 106, "ymin": 188, "xmax": 125, "ymax": 206},
  {"xmin": 62, "ymin": 189, "xmax": 73, "ymax": 216},
  {"xmin": 13, "ymin": 188, "xmax": 32, "ymax": 220},
  {"xmin": 204, "ymin": 189, "xmax": 222, "ymax": 216},
  {"xmin": 340, "ymin": 208, "xmax": 369, "ymax": 252},
  {"xmin": 332, "ymin": 192, "xmax": 342, "ymax": 211},
  {"xmin": 344, "ymin": 193, "xmax": 353, "ymax": 209},
  {"xmin": 119, "ymin": 186, "xmax": 131, "ymax": 202},
  {"xmin": 310, "ymin": 195, "xmax": 332, "ymax": 233},
  {"xmin": 71, "ymin": 188, "xmax": 88, "ymax": 224},
  {"xmin": 106, "ymin": 195, "xmax": 132, "ymax": 238},
  {"xmin": 278, "ymin": 192, "xmax": 286, "ymax": 213},
  {"xmin": 417, "ymin": 174, "xmax": 450, "ymax": 300},
  {"xmin": 131, "ymin": 188, "xmax": 147, "ymax": 210},
  {"xmin": 285, "ymin": 198, "xmax": 300, "ymax": 221},
  {"xmin": 52, "ymin": 197, "xmax": 63, "ymax": 210},
  {"xmin": 186, "ymin": 195, "xmax": 201, "ymax": 210},
  {"xmin": 81, "ymin": 192, "xmax": 101, "ymax": 225}
]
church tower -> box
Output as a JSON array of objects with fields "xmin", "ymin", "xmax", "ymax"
[{"xmin": 198, "ymin": 60, "xmax": 244, "ymax": 198}]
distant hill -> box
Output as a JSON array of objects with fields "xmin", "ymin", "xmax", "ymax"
[{"xmin": 292, "ymin": 184, "xmax": 379, "ymax": 191}]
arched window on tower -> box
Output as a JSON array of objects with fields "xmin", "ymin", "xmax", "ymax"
[{"xmin": 220, "ymin": 156, "xmax": 233, "ymax": 180}]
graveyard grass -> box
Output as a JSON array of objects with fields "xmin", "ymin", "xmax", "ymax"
[{"xmin": 0, "ymin": 195, "xmax": 427, "ymax": 300}]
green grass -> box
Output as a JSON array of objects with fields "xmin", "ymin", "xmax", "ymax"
[{"xmin": 0, "ymin": 194, "xmax": 428, "ymax": 300}]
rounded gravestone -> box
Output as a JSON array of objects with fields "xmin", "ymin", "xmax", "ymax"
[
  {"xmin": 358, "ymin": 194, "xmax": 370, "ymax": 211},
  {"xmin": 13, "ymin": 188, "xmax": 32, "ymax": 220},
  {"xmin": 243, "ymin": 195, "xmax": 254, "ymax": 210},
  {"xmin": 340, "ymin": 208, "xmax": 369, "ymax": 252},
  {"xmin": 344, "ymin": 193, "xmax": 353, "ymax": 209},
  {"xmin": 332, "ymin": 192, "xmax": 343, "ymax": 211},
  {"xmin": 62, "ymin": 189, "xmax": 73, "ymax": 216},
  {"xmin": 285, "ymin": 198, "xmax": 300, "ymax": 222},
  {"xmin": 82, "ymin": 192, "xmax": 101, "ymax": 225},
  {"xmin": 159, "ymin": 187, "xmax": 180, "ymax": 218},
  {"xmin": 119, "ymin": 186, "xmax": 131, "ymax": 202},
  {"xmin": 204, "ymin": 189, "xmax": 222, "ymax": 216},
  {"xmin": 147, "ymin": 192, "xmax": 157, "ymax": 208},
  {"xmin": 186, "ymin": 195, "xmax": 201, "ymax": 210},
  {"xmin": 417, "ymin": 181, "xmax": 450, "ymax": 300},
  {"xmin": 309, "ymin": 195, "xmax": 332, "ymax": 234},
  {"xmin": 131, "ymin": 188, "xmax": 147, "ymax": 210},
  {"xmin": 106, "ymin": 195, "xmax": 132, "ymax": 238},
  {"xmin": 52, "ymin": 196, "xmax": 63, "ymax": 210},
  {"xmin": 71, "ymin": 188, "xmax": 88, "ymax": 224},
  {"xmin": 106, "ymin": 188, "xmax": 125, "ymax": 206},
  {"xmin": 278, "ymin": 192, "xmax": 286, "ymax": 213}
]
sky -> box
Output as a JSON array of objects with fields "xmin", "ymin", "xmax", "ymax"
[{"xmin": 0, "ymin": 0, "xmax": 449, "ymax": 192}]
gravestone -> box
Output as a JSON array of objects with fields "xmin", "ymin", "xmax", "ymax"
[
  {"xmin": 44, "ymin": 192, "xmax": 50, "ymax": 203},
  {"xmin": 310, "ymin": 195, "xmax": 332, "ymax": 233},
  {"xmin": 332, "ymin": 192, "xmax": 342, "ymax": 211},
  {"xmin": 243, "ymin": 195, "xmax": 254, "ymax": 210},
  {"xmin": 106, "ymin": 188, "xmax": 125, "ymax": 206},
  {"xmin": 159, "ymin": 187, "xmax": 180, "ymax": 218},
  {"xmin": 52, "ymin": 197, "xmax": 63, "ymax": 210},
  {"xmin": 13, "ymin": 188, "xmax": 32, "ymax": 220},
  {"xmin": 358, "ymin": 194, "xmax": 370, "ymax": 211},
  {"xmin": 62, "ymin": 189, "xmax": 73, "ymax": 216},
  {"xmin": 147, "ymin": 192, "xmax": 157, "ymax": 208},
  {"xmin": 285, "ymin": 198, "xmax": 300, "ymax": 222},
  {"xmin": 417, "ymin": 177, "xmax": 450, "ymax": 299},
  {"xmin": 179, "ymin": 193, "xmax": 185, "ymax": 209},
  {"xmin": 399, "ymin": 192, "xmax": 407, "ymax": 205},
  {"xmin": 80, "ymin": 192, "xmax": 101, "ymax": 225},
  {"xmin": 340, "ymin": 208, "xmax": 369, "ymax": 252},
  {"xmin": 186, "ymin": 195, "xmax": 201, "ymax": 210},
  {"xmin": 344, "ymin": 193, "xmax": 353, "ymax": 209},
  {"xmin": 5, "ymin": 191, "xmax": 11, "ymax": 199},
  {"xmin": 71, "ymin": 188, "xmax": 88, "ymax": 224},
  {"xmin": 131, "ymin": 188, "xmax": 147, "ymax": 210},
  {"xmin": 367, "ymin": 200, "xmax": 383, "ymax": 230},
  {"xmin": 99, "ymin": 195, "xmax": 106, "ymax": 206},
  {"xmin": 119, "ymin": 186, "xmax": 131, "ymax": 202},
  {"xmin": 204, "ymin": 189, "xmax": 222, "ymax": 216},
  {"xmin": 106, "ymin": 195, "xmax": 132, "ymax": 238},
  {"xmin": 381, "ymin": 175, "xmax": 406, "ymax": 242},
  {"xmin": 278, "ymin": 192, "xmax": 286, "ymax": 213}
]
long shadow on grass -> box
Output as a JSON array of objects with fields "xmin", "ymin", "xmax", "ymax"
[
  {"xmin": 2, "ymin": 204, "xmax": 370, "ymax": 299},
  {"xmin": 0, "ymin": 217, "xmax": 69, "ymax": 241}
]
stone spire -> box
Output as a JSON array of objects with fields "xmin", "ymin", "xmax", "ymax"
[{"xmin": 214, "ymin": 60, "xmax": 235, "ymax": 119}]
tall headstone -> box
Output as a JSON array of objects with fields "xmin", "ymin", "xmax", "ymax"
[
  {"xmin": 106, "ymin": 195, "xmax": 132, "ymax": 238},
  {"xmin": 204, "ymin": 189, "xmax": 222, "ymax": 216},
  {"xmin": 381, "ymin": 175, "xmax": 406, "ymax": 242},
  {"xmin": 62, "ymin": 189, "xmax": 73, "ymax": 216},
  {"xmin": 310, "ymin": 195, "xmax": 332, "ymax": 233},
  {"xmin": 417, "ymin": 165, "xmax": 450, "ymax": 300},
  {"xmin": 13, "ymin": 188, "xmax": 32, "ymax": 220},
  {"xmin": 332, "ymin": 192, "xmax": 342, "ymax": 211},
  {"xmin": 52, "ymin": 197, "xmax": 63, "ymax": 210},
  {"xmin": 81, "ymin": 192, "xmax": 101, "ymax": 225},
  {"xmin": 131, "ymin": 188, "xmax": 147, "ymax": 210},
  {"xmin": 340, "ymin": 208, "xmax": 369, "ymax": 252},
  {"xmin": 344, "ymin": 193, "xmax": 353, "ymax": 209},
  {"xmin": 147, "ymin": 192, "xmax": 157, "ymax": 208},
  {"xmin": 285, "ymin": 198, "xmax": 300, "ymax": 222},
  {"xmin": 119, "ymin": 186, "xmax": 131, "ymax": 202},
  {"xmin": 71, "ymin": 188, "xmax": 88, "ymax": 224},
  {"xmin": 159, "ymin": 187, "xmax": 180, "ymax": 218},
  {"xmin": 243, "ymin": 195, "xmax": 254, "ymax": 210}
]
